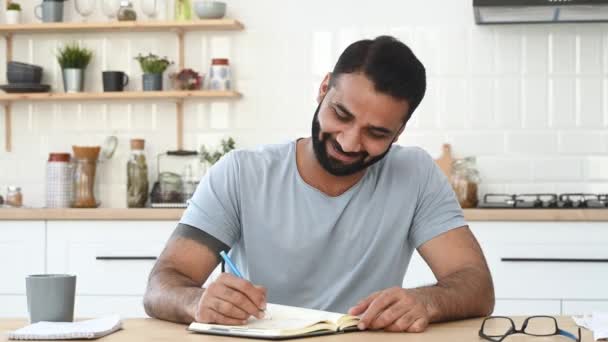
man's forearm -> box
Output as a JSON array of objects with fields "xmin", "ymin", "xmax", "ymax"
[
  {"xmin": 143, "ymin": 267, "xmax": 204, "ymax": 324},
  {"xmin": 409, "ymin": 265, "xmax": 495, "ymax": 323}
]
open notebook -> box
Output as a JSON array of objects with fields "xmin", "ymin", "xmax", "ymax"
[{"xmin": 188, "ymin": 303, "xmax": 361, "ymax": 340}]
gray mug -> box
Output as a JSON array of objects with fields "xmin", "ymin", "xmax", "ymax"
[
  {"xmin": 34, "ymin": 1, "xmax": 64, "ymax": 23},
  {"xmin": 26, "ymin": 274, "xmax": 76, "ymax": 323}
]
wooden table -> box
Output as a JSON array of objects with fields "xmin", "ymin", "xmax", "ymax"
[{"xmin": 0, "ymin": 317, "xmax": 592, "ymax": 341}]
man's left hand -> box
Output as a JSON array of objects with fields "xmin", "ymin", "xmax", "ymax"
[{"xmin": 348, "ymin": 287, "xmax": 430, "ymax": 332}]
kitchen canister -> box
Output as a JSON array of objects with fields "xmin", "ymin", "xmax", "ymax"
[
  {"xmin": 208, "ymin": 58, "xmax": 231, "ymax": 91},
  {"xmin": 46, "ymin": 153, "xmax": 73, "ymax": 208}
]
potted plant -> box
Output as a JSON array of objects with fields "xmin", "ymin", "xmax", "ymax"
[
  {"xmin": 6, "ymin": 2, "xmax": 21, "ymax": 24},
  {"xmin": 56, "ymin": 43, "xmax": 93, "ymax": 93},
  {"xmin": 134, "ymin": 53, "xmax": 173, "ymax": 91},
  {"xmin": 170, "ymin": 68, "xmax": 203, "ymax": 90},
  {"xmin": 199, "ymin": 137, "xmax": 235, "ymax": 166}
]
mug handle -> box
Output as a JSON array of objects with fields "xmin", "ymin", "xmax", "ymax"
[
  {"xmin": 123, "ymin": 73, "xmax": 129, "ymax": 87},
  {"xmin": 34, "ymin": 4, "xmax": 42, "ymax": 20}
]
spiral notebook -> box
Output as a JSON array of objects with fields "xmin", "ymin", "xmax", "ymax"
[{"xmin": 7, "ymin": 315, "xmax": 122, "ymax": 340}]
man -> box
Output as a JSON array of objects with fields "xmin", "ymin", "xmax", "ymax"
[{"xmin": 144, "ymin": 35, "xmax": 495, "ymax": 333}]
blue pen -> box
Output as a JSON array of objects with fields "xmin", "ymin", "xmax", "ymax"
[
  {"xmin": 219, "ymin": 250, "xmax": 267, "ymax": 316},
  {"xmin": 220, "ymin": 250, "xmax": 244, "ymax": 278}
]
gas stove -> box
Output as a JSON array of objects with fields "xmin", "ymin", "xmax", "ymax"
[{"xmin": 478, "ymin": 193, "xmax": 608, "ymax": 209}]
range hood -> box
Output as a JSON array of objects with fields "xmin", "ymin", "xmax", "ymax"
[{"xmin": 474, "ymin": 0, "xmax": 608, "ymax": 24}]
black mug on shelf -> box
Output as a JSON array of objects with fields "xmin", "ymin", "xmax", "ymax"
[{"xmin": 102, "ymin": 71, "xmax": 129, "ymax": 92}]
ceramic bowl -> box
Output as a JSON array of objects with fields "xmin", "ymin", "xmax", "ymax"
[{"xmin": 194, "ymin": 1, "xmax": 226, "ymax": 19}]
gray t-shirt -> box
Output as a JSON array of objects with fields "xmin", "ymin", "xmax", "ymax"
[{"xmin": 180, "ymin": 140, "xmax": 466, "ymax": 313}]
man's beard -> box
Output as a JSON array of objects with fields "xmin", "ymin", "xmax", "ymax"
[{"xmin": 311, "ymin": 101, "xmax": 393, "ymax": 176}]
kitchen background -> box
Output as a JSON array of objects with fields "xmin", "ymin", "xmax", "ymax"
[{"xmin": 0, "ymin": 0, "xmax": 607, "ymax": 208}]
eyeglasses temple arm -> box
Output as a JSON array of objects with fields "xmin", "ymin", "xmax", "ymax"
[{"xmin": 557, "ymin": 328, "xmax": 580, "ymax": 341}]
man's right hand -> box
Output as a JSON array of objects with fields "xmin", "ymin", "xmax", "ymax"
[{"xmin": 192, "ymin": 273, "xmax": 267, "ymax": 325}]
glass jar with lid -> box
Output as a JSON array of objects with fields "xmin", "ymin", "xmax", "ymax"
[
  {"xmin": 117, "ymin": 0, "xmax": 137, "ymax": 21},
  {"xmin": 450, "ymin": 157, "xmax": 480, "ymax": 208},
  {"xmin": 6, "ymin": 186, "xmax": 23, "ymax": 207},
  {"xmin": 127, "ymin": 139, "xmax": 149, "ymax": 208}
]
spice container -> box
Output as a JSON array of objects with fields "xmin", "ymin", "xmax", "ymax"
[
  {"xmin": 46, "ymin": 153, "xmax": 73, "ymax": 208},
  {"xmin": 72, "ymin": 146, "xmax": 101, "ymax": 208},
  {"xmin": 450, "ymin": 157, "xmax": 480, "ymax": 208},
  {"xmin": 117, "ymin": 0, "xmax": 137, "ymax": 21},
  {"xmin": 127, "ymin": 139, "xmax": 149, "ymax": 208},
  {"xmin": 207, "ymin": 58, "xmax": 231, "ymax": 91},
  {"xmin": 6, "ymin": 186, "xmax": 23, "ymax": 207}
]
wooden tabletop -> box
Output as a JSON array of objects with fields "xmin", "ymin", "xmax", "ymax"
[
  {"xmin": 0, "ymin": 317, "xmax": 591, "ymax": 341},
  {"xmin": 1, "ymin": 208, "xmax": 608, "ymax": 221}
]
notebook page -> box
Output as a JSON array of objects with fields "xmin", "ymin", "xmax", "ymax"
[
  {"xmin": 8, "ymin": 316, "xmax": 122, "ymax": 340},
  {"xmin": 243, "ymin": 303, "xmax": 344, "ymax": 330}
]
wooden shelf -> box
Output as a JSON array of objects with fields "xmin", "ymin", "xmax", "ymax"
[
  {"xmin": 0, "ymin": 19, "xmax": 244, "ymax": 35},
  {"xmin": 1, "ymin": 18, "xmax": 245, "ymax": 152},
  {"xmin": 0, "ymin": 90, "xmax": 241, "ymax": 103}
]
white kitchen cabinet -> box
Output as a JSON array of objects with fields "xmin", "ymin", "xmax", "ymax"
[
  {"xmin": 493, "ymin": 299, "xmax": 562, "ymax": 316},
  {"xmin": 46, "ymin": 221, "xmax": 176, "ymax": 317},
  {"xmin": 403, "ymin": 222, "xmax": 608, "ymax": 315},
  {"xmin": 0, "ymin": 296, "xmax": 28, "ymax": 318},
  {"xmin": 562, "ymin": 301, "xmax": 608, "ymax": 315},
  {"xmin": 0, "ymin": 221, "xmax": 45, "ymax": 295}
]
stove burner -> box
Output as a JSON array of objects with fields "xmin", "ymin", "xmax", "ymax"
[{"xmin": 479, "ymin": 193, "xmax": 608, "ymax": 209}]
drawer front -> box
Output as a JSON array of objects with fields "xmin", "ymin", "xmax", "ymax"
[
  {"xmin": 484, "ymin": 242, "xmax": 608, "ymax": 299},
  {"xmin": 47, "ymin": 221, "xmax": 175, "ymax": 296},
  {"xmin": 403, "ymin": 222, "xmax": 608, "ymax": 300},
  {"xmin": 0, "ymin": 221, "xmax": 45, "ymax": 294},
  {"xmin": 562, "ymin": 300, "xmax": 608, "ymax": 315},
  {"xmin": 493, "ymin": 299, "xmax": 561, "ymax": 316}
]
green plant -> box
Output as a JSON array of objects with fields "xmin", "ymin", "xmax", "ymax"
[
  {"xmin": 200, "ymin": 137, "xmax": 235, "ymax": 165},
  {"xmin": 56, "ymin": 43, "xmax": 93, "ymax": 69},
  {"xmin": 7, "ymin": 2, "xmax": 21, "ymax": 10},
  {"xmin": 135, "ymin": 53, "xmax": 173, "ymax": 74}
]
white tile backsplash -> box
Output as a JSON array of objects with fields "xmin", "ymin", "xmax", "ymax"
[
  {"xmin": 549, "ymin": 77, "xmax": 576, "ymax": 128},
  {"xmin": 1, "ymin": 0, "xmax": 607, "ymax": 207},
  {"xmin": 506, "ymin": 132, "xmax": 558, "ymax": 155},
  {"xmin": 577, "ymin": 77, "xmax": 603, "ymax": 127},
  {"xmin": 559, "ymin": 132, "xmax": 606, "ymax": 155}
]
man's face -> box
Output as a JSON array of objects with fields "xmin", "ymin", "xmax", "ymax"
[{"xmin": 312, "ymin": 73, "xmax": 410, "ymax": 176}]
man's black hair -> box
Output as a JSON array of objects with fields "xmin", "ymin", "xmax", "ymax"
[{"xmin": 329, "ymin": 35, "xmax": 426, "ymax": 122}]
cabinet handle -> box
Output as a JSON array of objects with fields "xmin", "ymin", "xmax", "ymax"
[
  {"xmin": 501, "ymin": 257, "xmax": 608, "ymax": 263},
  {"xmin": 96, "ymin": 256, "xmax": 157, "ymax": 261}
]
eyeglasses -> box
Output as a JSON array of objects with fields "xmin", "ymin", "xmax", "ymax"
[{"xmin": 479, "ymin": 316, "xmax": 581, "ymax": 342}]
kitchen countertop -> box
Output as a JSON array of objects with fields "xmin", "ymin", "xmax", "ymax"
[{"xmin": 1, "ymin": 208, "xmax": 608, "ymax": 221}]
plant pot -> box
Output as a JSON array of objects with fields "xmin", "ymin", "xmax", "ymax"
[
  {"xmin": 6, "ymin": 10, "xmax": 20, "ymax": 24},
  {"xmin": 142, "ymin": 73, "xmax": 162, "ymax": 91},
  {"xmin": 62, "ymin": 68, "xmax": 85, "ymax": 93}
]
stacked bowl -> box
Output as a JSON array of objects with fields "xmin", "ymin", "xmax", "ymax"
[{"xmin": 0, "ymin": 61, "xmax": 50, "ymax": 93}]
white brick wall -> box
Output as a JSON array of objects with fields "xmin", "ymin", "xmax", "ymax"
[{"xmin": 0, "ymin": 0, "xmax": 607, "ymax": 208}]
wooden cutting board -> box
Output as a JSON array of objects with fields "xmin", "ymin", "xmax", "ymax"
[{"xmin": 435, "ymin": 143, "xmax": 453, "ymax": 179}]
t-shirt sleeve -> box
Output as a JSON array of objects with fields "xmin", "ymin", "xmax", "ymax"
[
  {"xmin": 408, "ymin": 150, "xmax": 467, "ymax": 249},
  {"xmin": 179, "ymin": 150, "xmax": 241, "ymax": 247}
]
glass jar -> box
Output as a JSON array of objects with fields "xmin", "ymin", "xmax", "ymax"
[
  {"xmin": 450, "ymin": 157, "xmax": 480, "ymax": 208},
  {"xmin": 127, "ymin": 139, "xmax": 149, "ymax": 208},
  {"xmin": 6, "ymin": 186, "xmax": 23, "ymax": 207},
  {"xmin": 174, "ymin": 0, "xmax": 192, "ymax": 21},
  {"xmin": 117, "ymin": 0, "xmax": 137, "ymax": 21},
  {"xmin": 46, "ymin": 153, "xmax": 73, "ymax": 208},
  {"xmin": 72, "ymin": 158, "xmax": 99, "ymax": 208},
  {"xmin": 208, "ymin": 58, "xmax": 231, "ymax": 90}
]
